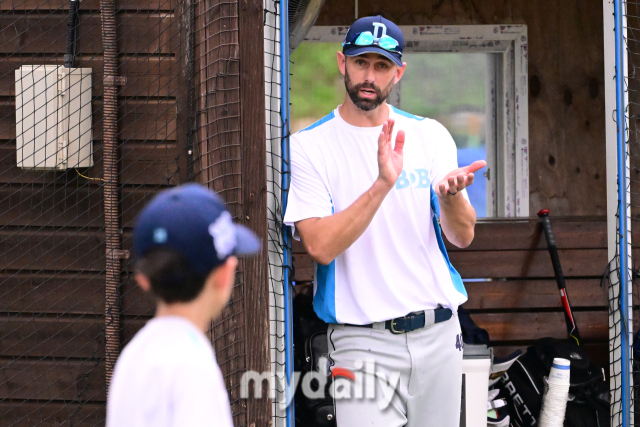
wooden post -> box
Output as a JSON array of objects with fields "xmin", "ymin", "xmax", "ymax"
[
  {"xmin": 194, "ymin": 0, "xmax": 245, "ymax": 424},
  {"xmin": 194, "ymin": 0, "xmax": 270, "ymax": 423},
  {"xmin": 239, "ymin": 0, "xmax": 271, "ymax": 425},
  {"xmin": 176, "ymin": 0, "xmax": 197, "ymax": 184}
]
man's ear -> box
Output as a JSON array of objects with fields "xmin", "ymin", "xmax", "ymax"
[
  {"xmin": 135, "ymin": 272, "xmax": 151, "ymax": 292},
  {"xmin": 394, "ymin": 62, "xmax": 407, "ymax": 84},
  {"xmin": 337, "ymin": 51, "xmax": 346, "ymax": 76}
]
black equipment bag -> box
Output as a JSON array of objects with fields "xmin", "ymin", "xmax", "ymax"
[
  {"xmin": 293, "ymin": 288, "xmax": 336, "ymax": 427},
  {"xmin": 459, "ymin": 306, "xmax": 490, "ymax": 345},
  {"xmin": 496, "ymin": 338, "xmax": 609, "ymax": 427}
]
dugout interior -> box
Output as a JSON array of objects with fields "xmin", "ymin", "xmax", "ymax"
[
  {"xmin": 0, "ymin": 0, "xmax": 610, "ymax": 425},
  {"xmin": 291, "ymin": 0, "xmax": 608, "ymax": 367}
]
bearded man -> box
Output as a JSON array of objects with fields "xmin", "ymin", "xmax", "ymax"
[{"xmin": 283, "ymin": 15, "xmax": 485, "ymax": 427}]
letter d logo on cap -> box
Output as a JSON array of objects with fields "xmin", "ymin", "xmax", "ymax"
[{"xmin": 372, "ymin": 22, "xmax": 387, "ymax": 39}]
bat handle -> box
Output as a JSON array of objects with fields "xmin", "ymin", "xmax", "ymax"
[{"xmin": 537, "ymin": 209, "xmax": 556, "ymax": 247}]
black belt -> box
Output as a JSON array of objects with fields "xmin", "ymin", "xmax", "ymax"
[{"xmin": 346, "ymin": 307, "xmax": 453, "ymax": 334}]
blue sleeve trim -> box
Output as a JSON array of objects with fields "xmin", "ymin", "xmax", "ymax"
[
  {"xmin": 430, "ymin": 186, "xmax": 440, "ymax": 217},
  {"xmin": 314, "ymin": 261, "xmax": 338, "ymax": 323},
  {"xmin": 299, "ymin": 111, "xmax": 336, "ymax": 133},
  {"xmin": 430, "ymin": 187, "xmax": 467, "ymax": 298},
  {"xmin": 390, "ymin": 105, "xmax": 426, "ymax": 121}
]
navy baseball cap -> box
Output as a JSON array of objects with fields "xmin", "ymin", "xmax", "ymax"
[
  {"xmin": 342, "ymin": 15, "xmax": 404, "ymax": 67},
  {"xmin": 133, "ymin": 184, "xmax": 260, "ymax": 275}
]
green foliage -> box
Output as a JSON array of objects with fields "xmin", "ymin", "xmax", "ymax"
[
  {"xmin": 399, "ymin": 53, "xmax": 487, "ymax": 119},
  {"xmin": 290, "ymin": 43, "xmax": 344, "ymax": 122},
  {"xmin": 289, "ymin": 43, "xmax": 487, "ymax": 140}
]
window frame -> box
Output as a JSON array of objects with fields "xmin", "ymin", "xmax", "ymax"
[{"xmin": 303, "ymin": 24, "xmax": 529, "ymax": 217}]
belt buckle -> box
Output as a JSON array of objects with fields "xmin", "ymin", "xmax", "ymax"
[{"xmin": 389, "ymin": 318, "xmax": 406, "ymax": 334}]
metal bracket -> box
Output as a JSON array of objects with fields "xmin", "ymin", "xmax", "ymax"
[
  {"xmin": 107, "ymin": 249, "xmax": 130, "ymax": 260},
  {"xmin": 104, "ymin": 76, "xmax": 127, "ymax": 86}
]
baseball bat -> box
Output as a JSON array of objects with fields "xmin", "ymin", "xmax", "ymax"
[{"xmin": 537, "ymin": 209, "xmax": 581, "ymax": 345}]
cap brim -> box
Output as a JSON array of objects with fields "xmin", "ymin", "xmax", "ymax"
[
  {"xmin": 344, "ymin": 46, "xmax": 403, "ymax": 67},
  {"xmin": 233, "ymin": 224, "xmax": 261, "ymax": 255}
]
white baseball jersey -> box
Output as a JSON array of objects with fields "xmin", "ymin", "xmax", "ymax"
[
  {"xmin": 283, "ymin": 105, "xmax": 469, "ymax": 325},
  {"xmin": 106, "ymin": 316, "xmax": 234, "ymax": 427}
]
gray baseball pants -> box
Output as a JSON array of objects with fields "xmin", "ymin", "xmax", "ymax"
[{"xmin": 327, "ymin": 312, "xmax": 463, "ymax": 427}]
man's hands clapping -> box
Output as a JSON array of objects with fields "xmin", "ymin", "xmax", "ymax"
[{"xmin": 376, "ymin": 118, "xmax": 485, "ymax": 198}]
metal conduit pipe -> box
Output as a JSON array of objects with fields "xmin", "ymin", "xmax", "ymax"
[
  {"xmin": 64, "ymin": 0, "xmax": 79, "ymax": 68},
  {"xmin": 100, "ymin": 0, "xmax": 122, "ymax": 387}
]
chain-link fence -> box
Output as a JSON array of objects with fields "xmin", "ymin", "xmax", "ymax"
[{"xmin": 0, "ymin": 0, "xmax": 286, "ymax": 424}]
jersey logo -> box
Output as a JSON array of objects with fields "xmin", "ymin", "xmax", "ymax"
[{"xmin": 395, "ymin": 169, "xmax": 430, "ymax": 190}]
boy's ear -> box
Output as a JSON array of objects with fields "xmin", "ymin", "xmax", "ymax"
[
  {"xmin": 135, "ymin": 272, "xmax": 152, "ymax": 292},
  {"xmin": 215, "ymin": 256, "xmax": 238, "ymax": 291}
]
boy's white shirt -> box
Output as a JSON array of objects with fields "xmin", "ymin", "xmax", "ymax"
[{"xmin": 106, "ymin": 316, "xmax": 234, "ymax": 427}]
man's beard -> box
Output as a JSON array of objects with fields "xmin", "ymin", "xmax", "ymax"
[{"xmin": 344, "ymin": 68, "xmax": 394, "ymax": 111}]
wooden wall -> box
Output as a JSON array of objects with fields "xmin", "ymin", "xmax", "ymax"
[
  {"xmin": 317, "ymin": 0, "xmax": 607, "ymax": 217},
  {"xmin": 0, "ymin": 0, "xmax": 183, "ymax": 424},
  {"xmin": 0, "ymin": 0, "xmax": 272, "ymax": 424}
]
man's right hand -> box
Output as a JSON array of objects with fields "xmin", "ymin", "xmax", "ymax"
[
  {"xmin": 296, "ymin": 119, "xmax": 405, "ymax": 265},
  {"xmin": 377, "ymin": 119, "xmax": 405, "ymax": 187}
]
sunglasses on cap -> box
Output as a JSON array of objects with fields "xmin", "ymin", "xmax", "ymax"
[{"xmin": 342, "ymin": 31, "xmax": 403, "ymax": 56}]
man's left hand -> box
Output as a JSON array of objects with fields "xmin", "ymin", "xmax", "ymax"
[{"xmin": 436, "ymin": 160, "xmax": 487, "ymax": 198}]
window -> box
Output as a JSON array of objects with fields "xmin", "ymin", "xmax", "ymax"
[
  {"xmin": 295, "ymin": 25, "xmax": 529, "ymax": 217},
  {"xmin": 387, "ymin": 52, "xmax": 489, "ymax": 216}
]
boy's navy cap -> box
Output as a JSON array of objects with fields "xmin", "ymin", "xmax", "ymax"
[
  {"xmin": 343, "ymin": 15, "xmax": 404, "ymax": 67},
  {"xmin": 133, "ymin": 184, "xmax": 260, "ymax": 274}
]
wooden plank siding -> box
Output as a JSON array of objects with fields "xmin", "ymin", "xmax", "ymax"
[
  {"xmin": 0, "ymin": 186, "xmax": 161, "ymax": 228},
  {"xmin": 0, "ymin": 57, "xmax": 179, "ymax": 98},
  {"xmin": 1, "ymin": 0, "xmax": 272, "ymax": 420},
  {"xmin": 0, "ymin": 14, "xmax": 179, "ymax": 55},
  {"xmin": 0, "ymin": 359, "xmax": 106, "ymax": 401},
  {"xmin": 291, "ymin": 217, "xmax": 610, "ymax": 366},
  {"xmin": 0, "ymin": 0, "xmax": 175, "ymax": 10},
  {"xmin": 0, "ymin": 0, "xmax": 186, "ymax": 422},
  {"xmin": 0, "ymin": 316, "xmax": 147, "ymax": 358},
  {"xmin": 0, "ymin": 402, "xmax": 105, "ymax": 427},
  {"xmin": 0, "ymin": 273, "xmax": 154, "ymax": 315}
]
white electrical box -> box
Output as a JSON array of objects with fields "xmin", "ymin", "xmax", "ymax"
[{"xmin": 15, "ymin": 65, "xmax": 93, "ymax": 170}]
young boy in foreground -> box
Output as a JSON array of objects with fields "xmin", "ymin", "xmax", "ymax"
[{"xmin": 106, "ymin": 184, "xmax": 260, "ymax": 427}]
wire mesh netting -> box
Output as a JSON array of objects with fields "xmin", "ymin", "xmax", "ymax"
[
  {"xmin": 264, "ymin": 0, "xmax": 289, "ymax": 425},
  {"xmin": 192, "ymin": 0, "xmax": 249, "ymax": 424},
  {"xmin": 606, "ymin": 248, "xmax": 631, "ymax": 427},
  {"xmin": 0, "ymin": 0, "xmax": 286, "ymax": 424},
  {"xmin": 610, "ymin": 2, "xmax": 638, "ymax": 425}
]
